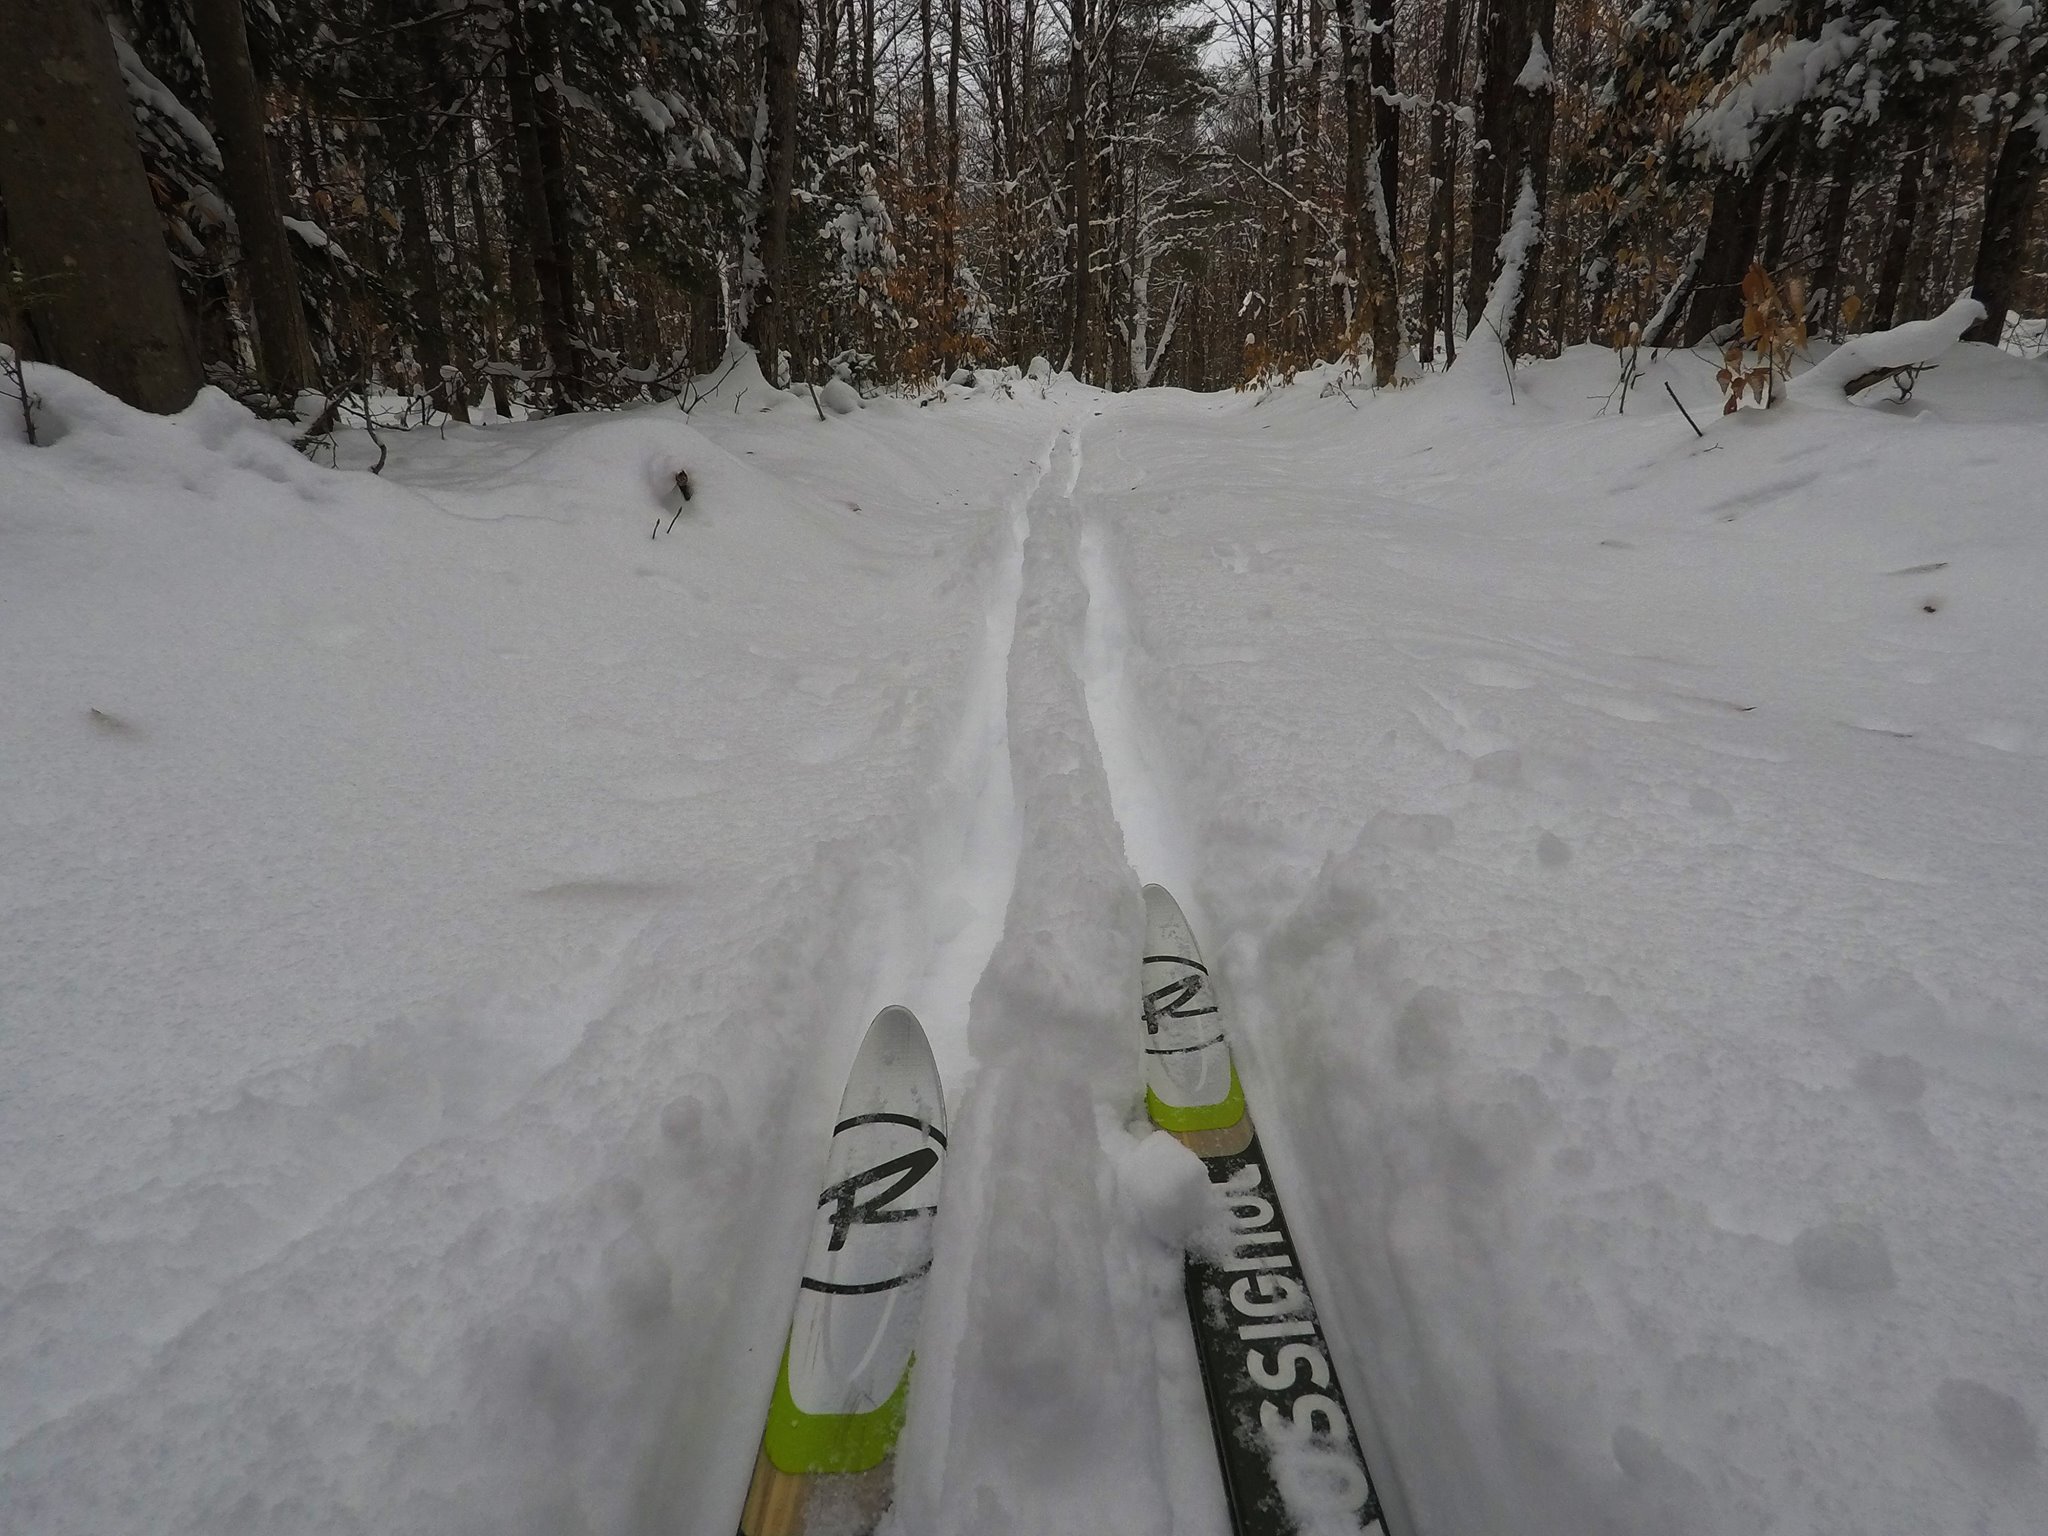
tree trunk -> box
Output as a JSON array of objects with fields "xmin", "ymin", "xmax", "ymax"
[
  {"xmin": 1464, "ymin": 0, "xmax": 1521, "ymax": 332},
  {"xmin": 1897, "ymin": 112, "xmax": 1958, "ymax": 324},
  {"xmin": 1872, "ymin": 138, "xmax": 1925, "ymax": 329},
  {"xmin": 1502, "ymin": 1, "xmax": 1555, "ymax": 356},
  {"xmin": 0, "ymin": 0, "xmax": 201, "ymax": 413},
  {"xmin": 531, "ymin": 26, "xmax": 585, "ymax": 396},
  {"xmin": 1963, "ymin": 114, "xmax": 2044, "ymax": 345},
  {"xmin": 1367, "ymin": 0, "xmax": 1402, "ymax": 377},
  {"xmin": 1064, "ymin": 0, "xmax": 1091, "ymax": 378},
  {"xmin": 1418, "ymin": 0, "xmax": 1464, "ymax": 364},
  {"xmin": 465, "ymin": 128, "xmax": 514, "ymax": 417},
  {"xmin": 1681, "ymin": 167, "xmax": 1769, "ymax": 346},
  {"xmin": 1806, "ymin": 143, "xmax": 1856, "ymax": 337},
  {"xmin": 743, "ymin": 0, "xmax": 802, "ymax": 374},
  {"xmin": 394, "ymin": 149, "xmax": 467, "ymax": 422},
  {"xmin": 944, "ymin": 0, "xmax": 962, "ymax": 366},
  {"xmin": 1759, "ymin": 171, "xmax": 1790, "ymax": 273},
  {"xmin": 1337, "ymin": 0, "xmax": 1393, "ymax": 383},
  {"xmin": 187, "ymin": 0, "xmax": 314, "ymax": 401},
  {"xmin": 506, "ymin": 12, "xmax": 579, "ymax": 409},
  {"xmin": 920, "ymin": 0, "xmax": 940, "ymax": 174}
]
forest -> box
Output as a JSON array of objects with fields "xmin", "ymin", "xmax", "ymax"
[{"xmin": 1, "ymin": 0, "xmax": 2042, "ymax": 420}]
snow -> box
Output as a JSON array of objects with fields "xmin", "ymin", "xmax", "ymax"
[
  {"xmin": 108, "ymin": 30, "xmax": 222, "ymax": 170},
  {"xmin": 1475, "ymin": 172, "xmax": 1542, "ymax": 344},
  {"xmin": 5, "ymin": 336, "xmax": 2048, "ymax": 1536},
  {"xmin": 1791, "ymin": 293, "xmax": 1985, "ymax": 397},
  {"xmin": 280, "ymin": 216, "xmax": 333, "ymax": 250},
  {"xmin": 1514, "ymin": 34, "xmax": 1553, "ymax": 93},
  {"xmin": 819, "ymin": 375, "xmax": 862, "ymax": 414},
  {"xmin": 1682, "ymin": 21, "xmax": 1863, "ymax": 167}
]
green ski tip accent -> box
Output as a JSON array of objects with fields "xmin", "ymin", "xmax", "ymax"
[
  {"xmin": 1146, "ymin": 1067, "xmax": 1245, "ymax": 1133},
  {"xmin": 761, "ymin": 1342, "xmax": 913, "ymax": 1475}
]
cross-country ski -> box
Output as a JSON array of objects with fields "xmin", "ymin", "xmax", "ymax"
[
  {"xmin": 737, "ymin": 1006, "xmax": 947, "ymax": 1536},
  {"xmin": 1141, "ymin": 884, "xmax": 1388, "ymax": 1536}
]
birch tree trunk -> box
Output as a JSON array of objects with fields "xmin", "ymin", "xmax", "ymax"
[
  {"xmin": 1063, "ymin": 0, "xmax": 1092, "ymax": 379},
  {"xmin": 1418, "ymin": 0, "xmax": 1464, "ymax": 364},
  {"xmin": 1502, "ymin": 4, "xmax": 1554, "ymax": 356},
  {"xmin": 1367, "ymin": 0, "xmax": 1402, "ymax": 378}
]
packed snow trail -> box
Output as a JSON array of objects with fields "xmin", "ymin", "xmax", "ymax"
[{"xmin": 895, "ymin": 417, "xmax": 1226, "ymax": 1534}]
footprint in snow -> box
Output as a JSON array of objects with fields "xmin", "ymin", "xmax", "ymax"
[
  {"xmin": 1471, "ymin": 748, "xmax": 1523, "ymax": 786},
  {"xmin": 1565, "ymin": 690, "xmax": 1668, "ymax": 724},
  {"xmin": 618, "ymin": 771, "xmax": 716, "ymax": 803},
  {"xmin": 1935, "ymin": 1379, "xmax": 2039, "ymax": 1472},
  {"xmin": 1394, "ymin": 988, "xmax": 1461, "ymax": 1075},
  {"xmin": 1367, "ymin": 810, "xmax": 1455, "ymax": 852},
  {"xmin": 1553, "ymin": 1145, "xmax": 1595, "ymax": 1176},
  {"xmin": 1461, "ymin": 658, "xmax": 1536, "ymax": 689},
  {"xmin": 1572, "ymin": 1045, "xmax": 1616, "ymax": 1085},
  {"xmin": 1855, "ymin": 1052, "xmax": 1926, "ymax": 1105},
  {"xmin": 1967, "ymin": 721, "xmax": 2048, "ymax": 756},
  {"xmin": 1791, "ymin": 1219, "xmax": 1896, "ymax": 1294}
]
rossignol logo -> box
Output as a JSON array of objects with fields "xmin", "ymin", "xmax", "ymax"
[
  {"xmin": 1208, "ymin": 1161, "xmax": 1380, "ymax": 1529},
  {"xmin": 799, "ymin": 1111, "xmax": 945, "ymax": 1297}
]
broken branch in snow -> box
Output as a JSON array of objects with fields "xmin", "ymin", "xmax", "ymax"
[{"xmin": 1791, "ymin": 294, "xmax": 1985, "ymax": 400}]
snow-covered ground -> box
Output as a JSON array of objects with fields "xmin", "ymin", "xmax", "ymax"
[{"xmin": 4, "ymin": 333, "xmax": 2045, "ymax": 1536}]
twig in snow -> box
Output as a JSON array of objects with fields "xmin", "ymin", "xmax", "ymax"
[
  {"xmin": 682, "ymin": 352, "xmax": 745, "ymax": 415},
  {"xmin": 3, "ymin": 347, "xmax": 39, "ymax": 445},
  {"xmin": 1664, "ymin": 381, "xmax": 1704, "ymax": 439},
  {"xmin": 1481, "ymin": 317, "xmax": 1516, "ymax": 405}
]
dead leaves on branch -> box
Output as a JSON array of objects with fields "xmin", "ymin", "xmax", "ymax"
[{"xmin": 1718, "ymin": 262, "xmax": 1805, "ymax": 413}]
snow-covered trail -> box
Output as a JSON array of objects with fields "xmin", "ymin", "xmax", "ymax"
[
  {"xmin": 0, "ymin": 366, "xmax": 1110, "ymax": 1536},
  {"xmin": 885, "ymin": 412, "xmax": 1224, "ymax": 1534},
  {"xmin": 8, "ymin": 341, "xmax": 2046, "ymax": 1536}
]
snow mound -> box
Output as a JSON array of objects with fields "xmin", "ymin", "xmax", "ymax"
[
  {"xmin": 1115, "ymin": 1128, "xmax": 1218, "ymax": 1249},
  {"xmin": 1793, "ymin": 293, "xmax": 1986, "ymax": 399},
  {"xmin": 819, "ymin": 375, "xmax": 861, "ymax": 414}
]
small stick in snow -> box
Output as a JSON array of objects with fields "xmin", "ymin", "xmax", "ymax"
[{"xmin": 1665, "ymin": 381, "xmax": 1704, "ymax": 439}]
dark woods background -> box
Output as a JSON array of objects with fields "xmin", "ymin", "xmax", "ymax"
[{"xmin": 1, "ymin": 0, "xmax": 2042, "ymax": 420}]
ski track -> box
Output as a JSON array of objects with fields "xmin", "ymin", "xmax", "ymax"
[{"xmin": 893, "ymin": 413, "xmax": 1229, "ymax": 1535}]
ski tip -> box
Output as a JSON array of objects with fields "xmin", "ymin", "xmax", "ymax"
[
  {"xmin": 846, "ymin": 1004, "xmax": 946, "ymax": 1128},
  {"xmin": 1140, "ymin": 882, "xmax": 1182, "ymax": 925},
  {"xmin": 861, "ymin": 1002, "xmax": 930, "ymax": 1056},
  {"xmin": 1141, "ymin": 884, "xmax": 1202, "ymax": 958}
]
